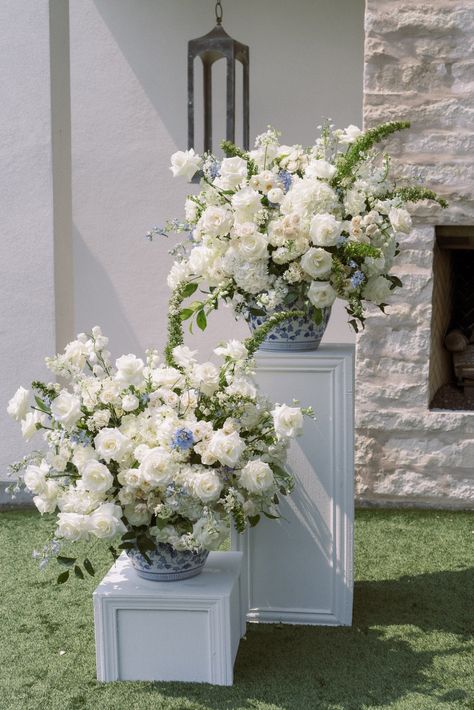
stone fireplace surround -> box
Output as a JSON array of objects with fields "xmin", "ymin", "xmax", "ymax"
[{"xmin": 356, "ymin": 1, "xmax": 474, "ymax": 509}]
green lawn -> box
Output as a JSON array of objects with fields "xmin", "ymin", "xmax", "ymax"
[{"xmin": 0, "ymin": 509, "xmax": 473, "ymax": 710}]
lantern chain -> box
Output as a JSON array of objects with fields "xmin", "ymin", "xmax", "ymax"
[{"xmin": 215, "ymin": 0, "xmax": 223, "ymax": 25}]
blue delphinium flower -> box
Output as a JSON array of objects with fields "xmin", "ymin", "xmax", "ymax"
[
  {"xmin": 278, "ymin": 170, "xmax": 292, "ymax": 193},
  {"xmin": 351, "ymin": 270, "xmax": 366, "ymax": 288},
  {"xmin": 171, "ymin": 428, "xmax": 195, "ymax": 451}
]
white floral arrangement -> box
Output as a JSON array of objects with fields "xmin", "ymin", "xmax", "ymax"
[
  {"xmin": 151, "ymin": 121, "xmax": 445, "ymax": 332},
  {"xmin": 7, "ymin": 321, "xmax": 307, "ymax": 582}
]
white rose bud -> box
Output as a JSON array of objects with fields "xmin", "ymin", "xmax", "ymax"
[
  {"xmin": 310, "ymin": 213, "xmax": 342, "ymax": 246},
  {"xmin": 7, "ymin": 386, "xmax": 30, "ymax": 421},
  {"xmin": 239, "ymin": 459, "xmax": 275, "ymax": 494},
  {"xmin": 272, "ymin": 404, "xmax": 304, "ymax": 439},
  {"xmin": 50, "ymin": 391, "xmax": 82, "ymax": 429},
  {"xmin": 307, "ymin": 281, "xmax": 337, "ymax": 308}
]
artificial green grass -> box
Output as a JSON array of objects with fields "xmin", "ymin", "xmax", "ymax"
[{"xmin": 0, "ymin": 509, "xmax": 473, "ymax": 710}]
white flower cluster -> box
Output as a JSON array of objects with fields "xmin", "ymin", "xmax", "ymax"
[
  {"xmin": 8, "ymin": 328, "xmax": 303, "ymax": 555},
  {"xmin": 168, "ymin": 124, "xmax": 416, "ymax": 327}
]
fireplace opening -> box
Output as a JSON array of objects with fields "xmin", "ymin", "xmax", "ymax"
[{"xmin": 429, "ymin": 226, "xmax": 474, "ymax": 410}]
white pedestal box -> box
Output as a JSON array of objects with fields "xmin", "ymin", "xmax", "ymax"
[
  {"xmin": 93, "ymin": 551, "xmax": 244, "ymax": 686},
  {"xmin": 232, "ymin": 346, "xmax": 354, "ymax": 626}
]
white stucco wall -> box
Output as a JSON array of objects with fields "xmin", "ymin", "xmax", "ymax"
[
  {"xmin": 69, "ymin": 0, "xmax": 364, "ymax": 361},
  {"xmin": 0, "ymin": 2, "xmax": 57, "ymax": 485}
]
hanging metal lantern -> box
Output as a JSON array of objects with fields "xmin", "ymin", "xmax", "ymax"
[{"xmin": 188, "ymin": 0, "xmax": 249, "ymax": 153}]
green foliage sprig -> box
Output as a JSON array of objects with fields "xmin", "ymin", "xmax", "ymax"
[
  {"xmin": 386, "ymin": 186, "xmax": 448, "ymax": 209},
  {"xmin": 334, "ymin": 121, "xmax": 410, "ymax": 184},
  {"xmin": 243, "ymin": 311, "xmax": 305, "ymax": 358}
]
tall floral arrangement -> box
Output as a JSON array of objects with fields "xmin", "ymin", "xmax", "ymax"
[
  {"xmin": 150, "ymin": 121, "xmax": 446, "ymax": 332},
  {"xmin": 7, "ymin": 309, "xmax": 307, "ymax": 582}
]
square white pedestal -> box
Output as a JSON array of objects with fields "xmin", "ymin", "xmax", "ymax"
[{"xmin": 93, "ymin": 551, "xmax": 244, "ymax": 686}]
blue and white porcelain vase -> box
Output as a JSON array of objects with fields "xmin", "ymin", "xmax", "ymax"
[
  {"xmin": 245, "ymin": 299, "xmax": 331, "ymax": 352},
  {"xmin": 127, "ymin": 542, "xmax": 209, "ymax": 582}
]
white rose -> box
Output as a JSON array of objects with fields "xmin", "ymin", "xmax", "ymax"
[
  {"xmin": 192, "ymin": 517, "xmax": 228, "ymax": 550},
  {"xmin": 115, "ymin": 354, "xmax": 144, "ymax": 387},
  {"xmin": 305, "ymin": 159, "xmax": 336, "ymax": 180},
  {"xmin": 63, "ymin": 340, "xmax": 88, "ymax": 368},
  {"xmin": 89, "ymin": 503, "xmax": 126, "ymax": 539},
  {"xmin": 33, "ymin": 481, "xmax": 60, "ymax": 515},
  {"xmin": 7, "ymin": 386, "xmax": 30, "ymax": 421},
  {"xmin": 199, "ymin": 205, "xmax": 233, "ymax": 238},
  {"xmin": 172, "ymin": 345, "xmax": 197, "ymax": 368},
  {"xmin": 121, "ymin": 394, "xmax": 140, "ymax": 412},
  {"xmin": 170, "ymin": 149, "xmax": 202, "ymax": 180},
  {"xmin": 152, "ymin": 366, "xmax": 185, "ymax": 389},
  {"xmin": 339, "ymin": 124, "xmax": 363, "ymax": 144},
  {"xmin": 99, "ymin": 379, "xmax": 121, "ymax": 406},
  {"xmin": 72, "ymin": 445, "xmax": 98, "ymax": 470},
  {"xmin": 218, "ymin": 156, "xmax": 248, "ymax": 189},
  {"xmin": 192, "ymin": 362, "xmax": 219, "ymax": 396},
  {"xmin": 236, "ymin": 231, "xmax": 268, "ymax": 262},
  {"xmin": 267, "ymin": 187, "xmax": 284, "ymax": 204},
  {"xmin": 232, "ymin": 187, "xmax": 262, "ymax": 220},
  {"xmin": 207, "ymin": 430, "xmax": 245, "ymax": 467},
  {"xmin": 193, "ymin": 470, "xmax": 223, "ymax": 503},
  {"xmin": 92, "ymin": 409, "xmax": 111, "ymax": 428},
  {"xmin": 56, "ymin": 512, "xmax": 89, "ymax": 542},
  {"xmin": 388, "ymin": 207, "xmax": 412, "ymax": 234},
  {"xmin": 94, "ymin": 428, "xmax": 130, "ymax": 463},
  {"xmin": 310, "ymin": 213, "xmax": 342, "ymax": 246},
  {"xmin": 214, "ymin": 340, "xmax": 248, "ymax": 360},
  {"xmin": 239, "ymin": 459, "xmax": 274, "ymax": 493},
  {"xmin": 151, "ymin": 523, "xmax": 177, "ymax": 544},
  {"xmin": 307, "ymin": 281, "xmax": 337, "ymax": 308},
  {"xmin": 123, "ymin": 504, "xmax": 152, "ymax": 527},
  {"xmin": 21, "ymin": 411, "xmax": 47, "ymax": 441},
  {"xmin": 139, "ymin": 447, "xmax": 175, "ymax": 487},
  {"xmin": 187, "ymin": 245, "xmax": 216, "ymax": 277},
  {"xmin": 300, "ymin": 247, "xmax": 333, "ymax": 278},
  {"xmin": 81, "ymin": 460, "xmax": 114, "ymax": 493},
  {"xmin": 363, "ymin": 275, "xmax": 393, "ymax": 304},
  {"xmin": 50, "ymin": 391, "xmax": 82, "ymax": 429},
  {"xmin": 24, "ymin": 462, "xmax": 49, "ymax": 495},
  {"xmin": 272, "ymin": 403, "xmax": 304, "ymax": 439},
  {"xmin": 226, "ymin": 376, "xmax": 257, "ymax": 399}
]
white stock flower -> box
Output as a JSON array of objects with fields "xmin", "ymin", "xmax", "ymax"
[
  {"xmin": 94, "ymin": 428, "xmax": 130, "ymax": 463},
  {"xmin": 184, "ymin": 198, "xmax": 199, "ymax": 223},
  {"xmin": 300, "ymin": 248, "xmax": 333, "ymax": 278},
  {"xmin": 63, "ymin": 340, "xmax": 88, "ymax": 369},
  {"xmin": 388, "ymin": 207, "xmax": 412, "ymax": 234},
  {"xmin": 233, "ymin": 260, "xmax": 271, "ymax": 294},
  {"xmin": 170, "ymin": 149, "xmax": 202, "ymax": 180},
  {"xmin": 272, "ymin": 404, "xmax": 304, "ymax": 439},
  {"xmin": 207, "ymin": 430, "xmax": 245, "ymax": 467},
  {"xmin": 50, "ymin": 391, "xmax": 82, "ymax": 429},
  {"xmin": 305, "ymin": 159, "xmax": 336, "ymax": 180},
  {"xmin": 192, "ymin": 470, "xmax": 223, "ymax": 503},
  {"xmin": 218, "ymin": 156, "xmax": 248, "ymax": 189},
  {"xmin": 81, "ymin": 460, "xmax": 114, "ymax": 493},
  {"xmin": 7, "ymin": 386, "xmax": 30, "ymax": 421},
  {"xmin": 239, "ymin": 460, "xmax": 274, "ymax": 493},
  {"xmin": 167, "ymin": 261, "xmax": 192, "ymax": 289},
  {"xmin": 307, "ymin": 281, "xmax": 337, "ymax": 308},
  {"xmin": 89, "ymin": 503, "xmax": 126, "ymax": 539},
  {"xmin": 56, "ymin": 512, "xmax": 89, "ymax": 542},
  {"xmin": 115, "ymin": 354, "xmax": 145, "ymax": 387},
  {"xmin": 310, "ymin": 213, "xmax": 342, "ymax": 246},
  {"xmin": 363, "ymin": 275, "xmax": 392, "ymax": 304}
]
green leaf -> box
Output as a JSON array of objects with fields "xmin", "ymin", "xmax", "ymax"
[
  {"xmin": 248, "ymin": 515, "xmax": 261, "ymax": 527},
  {"xmin": 349, "ymin": 319, "xmax": 359, "ymax": 333},
  {"xmin": 121, "ymin": 531, "xmax": 137, "ymax": 541},
  {"xmin": 57, "ymin": 556, "xmax": 76, "ymax": 568},
  {"xmin": 74, "ymin": 565, "xmax": 84, "ymax": 580},
  {"xmin": 263, "ymin": 511, "xmax": 280, "ymax": 520},
  {"xmin": 34, "ymin": 396, "xmax": 50, "ymax": 413},
  {"xmin": 57, "ymin": 570, "xmax": 70, "ymax": 584},
  {"xmin": 83, "ymin": 558, "xmax": 95, "ymax": 577},
  {"xmin": 312, "ymin": 308, "xmax": 323, "ymax": 325},
  {"xmin": 248, "ymin": 307, "xmax": 266, "ymax": 317},
  {"xmin": 108, "ymin": 545, "xmax": 119, "ymax": 561},
  {"xmin": 390, "ymin": 275, "xmax": 403, "ymax": 288},
  {"xmin": 196, "ymin": 309, "xmax": 207, "ymax": 331},
  {"xmin": 181, "ymin": 282, "xmax": 199, "ymax": 298},
  {"xmin": 118, "ymin": 541, "xmax": 135, "ymax": 550},
  {"xmin": 179, "ymin": 308, "xmax": 194, "ymax": 321},
  {"xmin": 137, "ymin": 535, "xmax": 156, "ymax": 553}
]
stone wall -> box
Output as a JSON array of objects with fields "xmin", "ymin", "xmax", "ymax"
[{"xmin": 357, "ymin": 0, "xmax": 474, "ymax": 508}]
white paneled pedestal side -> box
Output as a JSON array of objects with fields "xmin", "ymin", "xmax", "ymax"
[
  {"xmin": 232, "ymin": 346, "xmax": 354, "ymax": 626},
  {"xmin": 94, "ymin": 551, "xmax": 244, "ymax": 685}
]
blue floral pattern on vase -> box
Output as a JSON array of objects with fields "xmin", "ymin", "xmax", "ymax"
[
  {"xmin": 245, "ymin": 300, "xmax": 332, "ymax": 352},
  {"xmin": 127, "ymin": 542, "xmax": 210, "ymax": 582}
]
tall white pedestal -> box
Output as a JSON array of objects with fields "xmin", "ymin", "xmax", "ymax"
[
  {"xmin": 93, "ymin": 551, "xmax": 244, "ymax": 685},
  {"xmin": 232, "ymin": 345, "xmax": 354, "ymax": 626}
]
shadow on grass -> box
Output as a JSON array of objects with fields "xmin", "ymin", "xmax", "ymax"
[{"xmin": 149, "ymin": 567, "xmax": 473, "ymax": 710}]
